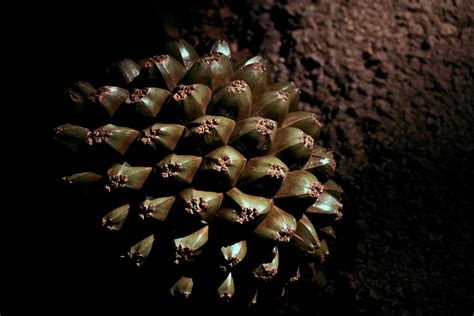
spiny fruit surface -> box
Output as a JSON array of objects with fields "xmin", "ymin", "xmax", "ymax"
[{"xmin": 54, "ymin": 39, "xmax": 343, "ymax": 305}]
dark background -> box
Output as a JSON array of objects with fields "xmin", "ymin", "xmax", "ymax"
[{"xmin": 9, "ymin": 0, "xmax": 473, "ymax": 315}]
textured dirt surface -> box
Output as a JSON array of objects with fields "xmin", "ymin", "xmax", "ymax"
[{"xmin": 27, "ymin": 0, "xmax": 474, "ymax": 315}]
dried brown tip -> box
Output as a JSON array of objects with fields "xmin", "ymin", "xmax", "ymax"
[
  {"xmin": 266, "ymin": 163, "xmax": 288, "ymax": 178},
  {"xmin": 161, "ymin": 163, "xmax": 182, "ymax": 178},
  {"xmin": 324, "ymin": 149, "xmax": 337, "ymax": 170},
  {"xmin": 196, "ymin": 118, "xmax": 221, "ymax": 134},
  {"xmin": 127, "ymin": 251, "xmax": 145, "ymax": 267},
  {"xmin": 126, "ymin": 88, "xmax": 149, "ymax": 104},
  {"xmin": 173, "ymin": 84, "xmax": 196, "ymax": 101},
  {"xmin": 174, "ymin": 245, "xmax": 193, "ymax": 265},
  {"xmin": 253, "ymin": 267, "xmax": 277, "ymax": 280},
  {"xmin": 289, "ymin": 268, "xmax": 301, "ymax": 283},
  {"xmin": 140, "ymin": 128, "xmax": 161, "ymax": 145},
  {"xmin": 276, "ymin": 90, "xmax": 290, "ymax": 101},
  {"xmin": 219, "ymin": 292, "xmax": 232, "ymax": 299},
  {"xmin": 61, "ymin": 176, "xmax": 73, "ymax": 184},
  {"xmin": 274, "ymin": 225, "xmax": 295, "ymax": 242},
  {"xmin": 88, "ymin": 87, "xmax": 112, "ymax": 103},
  {"xmin": 184, "ymin": 197, "xmax": 209, "ymax": 215},
  {"xmin": 256, "ymin": 119, "xmax": 276, "ymax": 136},
  {"xmin": 200, "ymin": 52, "xmax": 223, "ymax": 64},
  {"xmin": 138, "ymin": 201, "xmax": 154, "ymax": 220},
  {"xmin": 87, "ymin": 129, "xmax": 113, "ymax": 145},
  {"xmin": 290, "ymin": 81, "xmax": 301, "ymax": 93},
  {"xmin": 235, "ymin": 207, "xmax": 258, "ymax": 224},
  {"xmin": 308, "ymin": 182, "xmax": 324, "ymax": 198},
  {"xmin": 219, "ymin": 257, "xmax": 240, "ymax": 272},
  {"xmin": 143, "ymin": 54, "xmax": 170, "ymax": 68},
  {"xmin": 54, "ymin": 126, "xmax": 65, "ymax": 135},
  {"xmin": 250, "ymin": 63, "xmax": 266, "ymax": 72},
  {"xmin": 101, "ymin": 218, "xmax": 115, "ymax": 230},
  {"xmin": 301, "ymin": 134, "xmax": 314, "ymax": 149},
  {"xmin": 104, "ymin": 175, "xmax": 128, "ymax": 192},
  {"xmin": 227, "ymin": 80, "xmax": 248, "ymax": 93},
  {"xmin": 308, "ymin": 240, "xmax": 322, "ymax": 254},
  {"xmin": 170, "ymin": 289, "xmax": 191, "ymax": 299},
  {"xmin": 311, "ymin": 113, "xmax": 323, "ymax": 128},
  {"xmin": 213, "ymin": 154, "xmax": 232, "ymax": 172}
]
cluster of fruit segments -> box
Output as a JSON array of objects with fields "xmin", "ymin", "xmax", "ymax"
[{"xmin": 54, "ymin": 39, "xmax": 343, "ymax": 304}]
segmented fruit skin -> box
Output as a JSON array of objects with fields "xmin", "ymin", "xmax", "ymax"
[{"xmin": 55, "ymin": 39, "xmax": 343, "ymax": 305}]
